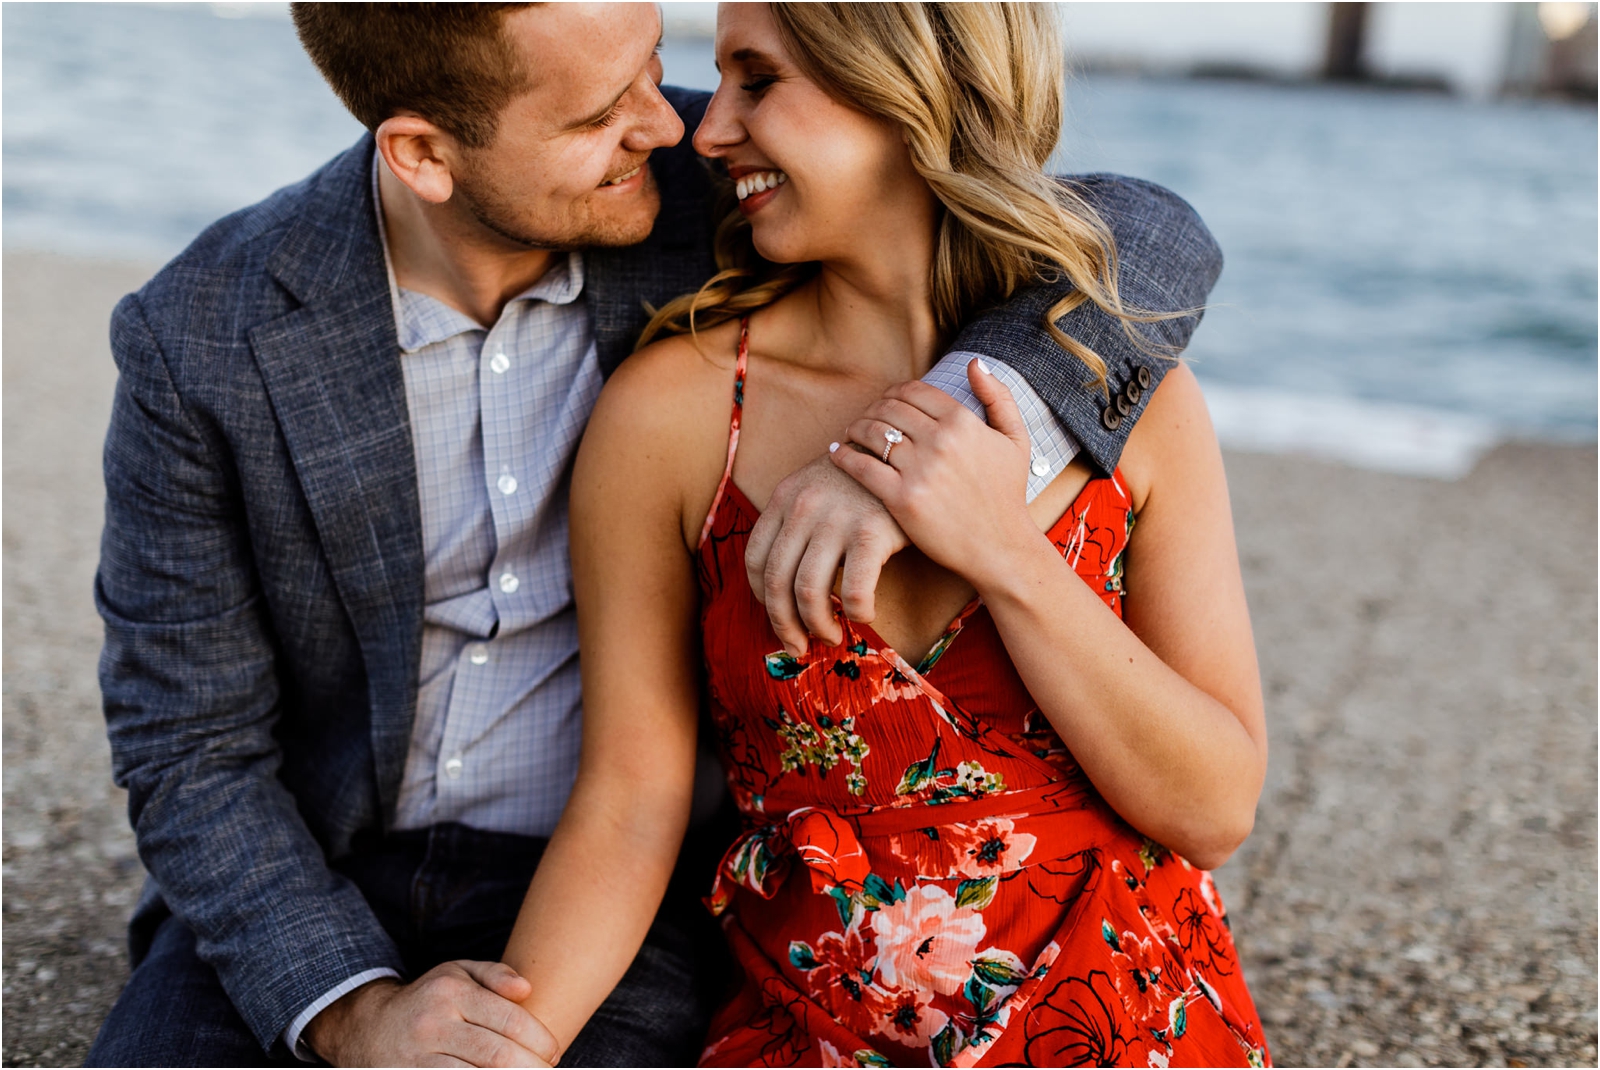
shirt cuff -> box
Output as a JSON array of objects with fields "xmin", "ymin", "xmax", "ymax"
[
  {"xmin": 283, "ymin": 967, "xmax": 402, "ymax": 1062},
  {"xmin": 924, "ymin": 351, "xmax": 1081, "ymax": 502}
]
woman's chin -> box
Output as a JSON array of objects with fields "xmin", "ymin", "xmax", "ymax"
[
  {"xmin": 752, "ymin": 241, "xmax": 812, "ymax": 267},
  {"xmin": 749, "ymin": 231, "xmax": 812, "ymax": 268}
]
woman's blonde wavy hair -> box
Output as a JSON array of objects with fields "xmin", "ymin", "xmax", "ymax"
[{"xmin": 636, "ymin": 2, "xmax": 1166, "ymax": 392}]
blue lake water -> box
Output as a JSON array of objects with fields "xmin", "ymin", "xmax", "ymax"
[{"xmin": 5, "ymin": 2, "xmax": 1594, "ymax": 469}]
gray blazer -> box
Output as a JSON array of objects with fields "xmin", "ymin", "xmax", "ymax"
[{"xmin": 97, "ymin": 87, "xmax": 1221, "ymax": 1048}]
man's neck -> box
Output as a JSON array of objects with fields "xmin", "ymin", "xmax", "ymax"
[{"xmin": 377, "ymin": 160, "xmax": 557, "ymax": 328}]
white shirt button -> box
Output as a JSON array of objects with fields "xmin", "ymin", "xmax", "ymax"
[
  {"xmin": 444, "ymin": 755, "xmax": 464, "ymax": 779},
  {"xmin": 1031, "ymin": 456, "xmax": 1051, "ymax": 478},
  {"xmin": 499, "ymin": 572, "xmax": 519, "ymax": 593},
  {"xmin": 490, "ymin": 351, "xmax": 510, "ymax": 374},
  {"xmin": 467, "ymin": 643, "xmax": 489, "ymax": 666},
  {"xmin": 497, "ymin": 473, "xmax": 518, "ymax": 496}
]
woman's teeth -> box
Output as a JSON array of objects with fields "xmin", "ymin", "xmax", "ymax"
[
  {"xmin": 602, "ymin": 166, "xmax": 642, "ymax": 187},
  {"xmin": 736, "ymin": 170, "xmax": 787, "ymax": 201}
]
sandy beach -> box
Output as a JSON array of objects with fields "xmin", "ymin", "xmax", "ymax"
[{"xmin": 2, "ymin": 250, "xmax": 1594, "ymax": 1067}]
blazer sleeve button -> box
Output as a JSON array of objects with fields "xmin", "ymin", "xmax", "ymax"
[
  {"xmin": 1137, "ymin": 366, "xmax": 1153, "ymax": 389},
  {"xmin": 1115, "ymin": 393, "xmax": 1133, "ymax": 416},
  {"xmin": 1125, "ymin": 381, "xmax": 1143, "ymax": 405},
  {"xmin": 1101, "ymin": 405, "xmax": 1123, "ymax": 431}
]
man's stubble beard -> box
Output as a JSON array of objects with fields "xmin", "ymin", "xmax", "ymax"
[{"xmin": 453, "ymin": 162, "xmax": 662, "ymax": 253}]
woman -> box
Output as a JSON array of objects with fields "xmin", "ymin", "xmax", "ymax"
[{"xmin": 504, "ymin": 4, "xmax": 1270, "ymax": 1066}]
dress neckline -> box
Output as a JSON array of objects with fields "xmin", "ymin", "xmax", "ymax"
[{"xmin": 710, "ymin": 471, "xmax": 1116, "ymax": 676}]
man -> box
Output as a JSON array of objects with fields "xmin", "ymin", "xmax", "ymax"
[{"xmin": 89, "ymin": 4, "xmax": 1220, "ymax": 1066}]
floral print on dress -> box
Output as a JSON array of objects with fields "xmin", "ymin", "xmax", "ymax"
[{"xmin": 696, "ymin": 323, "xmax": 1269, "ymax": 1067}]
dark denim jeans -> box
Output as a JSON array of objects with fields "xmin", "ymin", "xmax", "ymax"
[{"xmin": 88, "ymin": 822, "xmax": 727, "ymax": 1067}]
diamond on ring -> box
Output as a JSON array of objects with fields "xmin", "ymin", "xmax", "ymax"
[{"xmin": 882, "ymin": 426, "xmax": 903, "ymax": 464}]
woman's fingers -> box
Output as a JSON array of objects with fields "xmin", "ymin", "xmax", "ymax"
[
  {"xmin": 881, "ymin": 378, "xmax": 968, "ymax": 422},
  {"xmin": 860, "ymin": 395, "xmax": 939, "ymax": 442},
  {"xmin": 967, "ymin": 358, "xmax": 1030, "ymax": 451},
  {"xmin": 845, "ymin": 418, "xmax": 914, "ymax": 467}
]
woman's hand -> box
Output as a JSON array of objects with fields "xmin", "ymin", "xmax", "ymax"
[{"xmin": 829, "ymin": 359, "xmax": 1040, "ymax": 589}]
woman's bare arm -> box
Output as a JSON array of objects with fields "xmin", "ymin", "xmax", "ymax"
[
  {"xmin": 500, "ymin": 340, "xmax": 725, "ymax": 1056},
  {"xmin": 834, "ymin": 362, "xmax": 1266, "ymax": 869}
]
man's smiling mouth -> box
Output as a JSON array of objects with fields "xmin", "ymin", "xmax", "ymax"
[{"xmin": 601, "ymin": 165, "xmax": 643, "ymax": 187}]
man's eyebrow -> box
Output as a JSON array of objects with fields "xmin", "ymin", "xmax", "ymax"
[{"xmin": 568, "ymin": 36, "xmax": 663, "ymax": 129}]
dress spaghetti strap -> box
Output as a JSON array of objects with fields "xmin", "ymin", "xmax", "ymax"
[{"xmin": 697, "ymin": 318, "xmax": 750, "ymax": 551}]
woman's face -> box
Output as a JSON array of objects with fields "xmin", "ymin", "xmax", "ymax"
[{"xmin": 694, "ymin": 3, "xmax": 934, "ymax": 267}]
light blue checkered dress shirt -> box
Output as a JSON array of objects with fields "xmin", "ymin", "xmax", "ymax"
[
  {"xmin": 385, "ymin": 254, "xmax": 601, "ymax": 837},
  {"xmin": 393, "ymin": 263, "xmax": 600, "ymax": 836}
]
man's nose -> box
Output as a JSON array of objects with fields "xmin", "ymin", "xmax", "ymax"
[{"xmin": 628, "ymin": 76, "xmax": 686, "ymax": 151}]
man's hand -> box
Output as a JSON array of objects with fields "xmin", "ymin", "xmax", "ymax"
[
  {"xmin": 304, "ymin": 961, "xmax": 558, "ymax": 1068},
  {"xmin": 745, "ymin": 454, "xmax": 909, "ymax": 656}
]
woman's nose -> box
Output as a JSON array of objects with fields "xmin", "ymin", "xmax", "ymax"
[{"xmin": 692, "ymin": 80, "xmax": 745, "ymax": 158}]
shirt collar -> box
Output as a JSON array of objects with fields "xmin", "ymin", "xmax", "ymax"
[{"xmin": 371, "ymin": 153, "xmax": 587, "ymax": 355}]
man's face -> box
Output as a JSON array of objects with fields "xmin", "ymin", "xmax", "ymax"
[{"xmin": 451, "ymin": 3, "xmax": 683, "ymax": 250}]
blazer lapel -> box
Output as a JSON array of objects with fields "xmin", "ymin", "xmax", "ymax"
[{"xmin": 249, "ymin": 139, "xmax": 423, "ymax": 822}]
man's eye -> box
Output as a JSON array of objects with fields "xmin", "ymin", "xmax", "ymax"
[
  {"xmin": 591, "ymin": 107, "xmax": 620, "ymax": 129},
  {"xmin": 740, "ymin": 76, "xmax": 776, "ymax": 94}
]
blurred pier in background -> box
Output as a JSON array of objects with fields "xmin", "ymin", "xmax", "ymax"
[{"xmin": 666, "ymin": 2, "xmax": 1599, "ymax": 100}]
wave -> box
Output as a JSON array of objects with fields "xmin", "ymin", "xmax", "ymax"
[{"xmin": 1201, "ymin": 381, "xmax": 1505, "ymax": 480}]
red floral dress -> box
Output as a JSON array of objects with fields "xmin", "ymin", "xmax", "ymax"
[{"xmin": 694, "ymin": 323, "xmax": 1270, "ymax": 1068}]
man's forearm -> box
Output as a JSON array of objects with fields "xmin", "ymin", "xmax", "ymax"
[{"xmin": 948, "ymin": 174, "xmax": 1222, "ymax": 474}]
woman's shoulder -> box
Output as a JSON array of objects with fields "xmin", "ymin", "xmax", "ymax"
[
  {"xmin": 587, "ymin": 320, "xmax": 743, "ymax": 449},
  {"xmin": 1117, "ymin": 360, "xmax": 1223, "ymax": 513},
  {"xmin": 593, "ymin": 319, "xmax": 744, "ymax": 426},
  {"xmin": 578, "ymin": 319, "xmax": 746, "ymax": 543}
]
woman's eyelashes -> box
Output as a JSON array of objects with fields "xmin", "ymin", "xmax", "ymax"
[{"xmin": 739, "ymin": 75, "xmax": 777, "ymax": 94}]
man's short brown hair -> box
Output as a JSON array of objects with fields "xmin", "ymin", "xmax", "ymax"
[{"xmin": 291, "ymin": 3, "xmax": 535, "ymax": 148}]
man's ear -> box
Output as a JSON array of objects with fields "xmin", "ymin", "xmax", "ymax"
[{"xmin": 375, "ymin": 114, "xmax": 456, "ymax": 205}]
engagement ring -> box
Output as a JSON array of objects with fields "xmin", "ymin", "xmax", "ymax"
[{"xmin": 882, "ymin": 426, "xmax": 903, "ymax": 463}]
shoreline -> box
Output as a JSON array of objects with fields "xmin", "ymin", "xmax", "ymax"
[
  {"xmin": 7, "ymin": 244, "xmax": 1589, "ymax": 479},
  {"xmin": 3, "ymin": 251, "xmax": 1594, "ymax": 1067}
]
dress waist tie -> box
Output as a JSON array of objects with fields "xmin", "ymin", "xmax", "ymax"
[{"xmin": 706, "ymin": 780, "xmax": 1117, "ymax": 917}]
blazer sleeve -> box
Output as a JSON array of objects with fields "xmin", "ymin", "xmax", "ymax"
[
  {"xmin": 96, "ymin": 292, "xmax": 405, "ymax": 1051},
  {"xmin": 948, "ymin": 174, "xmax": 1223, "ymax": 475}
]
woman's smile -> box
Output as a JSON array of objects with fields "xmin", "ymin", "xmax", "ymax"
[{"xmin": 729, "ymin": 165, "xmax": 787, "ymax": 215}]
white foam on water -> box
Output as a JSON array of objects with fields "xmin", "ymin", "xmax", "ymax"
[{"xmin": 1199, "ymin": 381, "xmax": 1500, "ymax": 480}]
